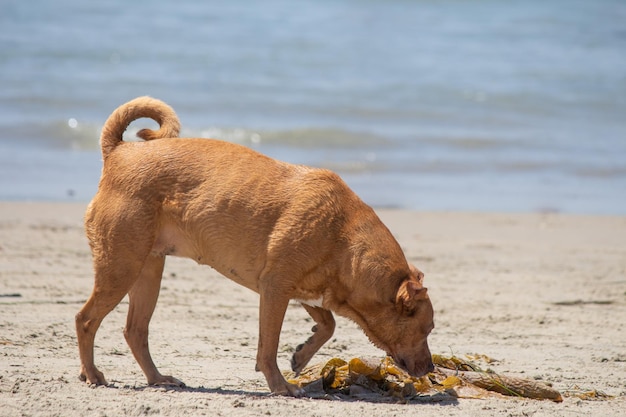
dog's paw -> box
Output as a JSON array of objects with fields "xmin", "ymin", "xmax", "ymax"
[
  {"xmin": 149, "ymin": 375, "xmax": 186, "ymax": 388},
  {"xmin": 79, "ymin": 367, "xmax": 108, "ymax": 386},
  {"xmin": 270, "ymin": 381, "xmax": 305, "ymax": 398},
  {"xmin": 291, "ymin": 349, "xmax": 307, "ymax": 375}
]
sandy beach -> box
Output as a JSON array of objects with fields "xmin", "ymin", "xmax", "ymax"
[{"xmin": 0, "ymin": 201, "xmax": 624, "ymax": 416}]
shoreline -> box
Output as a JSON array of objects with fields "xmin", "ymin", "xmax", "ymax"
[
  {"xmin": 1, "ymin": 202, "xmax": 624, "ymax": 416},
  {"xmin": 2, "ymin": 144, "xmax": 625, "ymax": 215}
]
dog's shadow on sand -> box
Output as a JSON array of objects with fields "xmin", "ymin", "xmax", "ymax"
[{"xmin": 112, "ymin": 382, "xmax": 459, "ymax": 406}]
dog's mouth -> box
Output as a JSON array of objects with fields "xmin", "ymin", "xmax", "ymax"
[{"xmin": 394, "ymin": 356, "xmax": 409, "ymax": 372}]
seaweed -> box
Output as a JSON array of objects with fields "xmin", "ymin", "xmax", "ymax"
[{"xmin": 286, "ymin": 354, "xmax": 565, "ymax": 402}]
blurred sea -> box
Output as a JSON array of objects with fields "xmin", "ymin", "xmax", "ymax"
[{"xmin": 1, "ymin": 0, "xmax": 625, "ymax": 213}]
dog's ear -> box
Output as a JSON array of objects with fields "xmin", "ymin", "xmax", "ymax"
[
  {"xmin": 395, "ymin": 279, "xmax": 429, "ymax": 316},
  {"xmin": 409, "ymin": 264, "xmax": 425, "ymax": 285}
]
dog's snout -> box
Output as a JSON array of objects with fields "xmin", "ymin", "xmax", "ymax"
[{"xmin": 414, "ymin": 359, "xmax": 434, "ymax": 377}]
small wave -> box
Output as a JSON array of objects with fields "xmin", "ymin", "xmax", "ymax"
[
  {"xmin": 0, "ymin": 119, "xmax": 101, "ymax": 150},
  {"xmin": 176, "ymin": 126, "xmax": 389, "ymax": 149},
  {"xmin": 251, "ymin": 127, "xmax": 389, "ymax": 148},
  {"xmin": 573, "ymin": 166, "xmax": 626, "ymax": 179},
  {"xmin": 1, "ymin": 119, "xmax": 390, "ymax": 151}
]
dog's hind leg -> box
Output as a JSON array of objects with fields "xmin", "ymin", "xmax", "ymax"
[
  {"xmin": 76, "ymin": 255, "xmax": 145, "ymax": 386},
  {"xmin": 291, "ymin": 305, "xmax": 335, "ymax": 375},
  {"xmin": 77, "ymin": 204, "xmax": 159, "ymax": 386},
  {"xmin": 76, "ymin": 290, "xmax": 127, "ymax": 385},
  {"xmin": 124, "ymin": 254, "xmax": 184, "ymax": 386}
]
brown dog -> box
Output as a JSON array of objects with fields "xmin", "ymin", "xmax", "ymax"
[{"xmin": 76, "ymin": 96, "xmax": 434, "ymax": 396}]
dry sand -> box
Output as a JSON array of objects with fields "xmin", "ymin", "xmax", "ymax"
[{"xmin": 0, "ymin": 201, "xmax": 624, "ymax": 416}]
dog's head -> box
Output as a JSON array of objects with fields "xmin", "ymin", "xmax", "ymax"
[
  {"xmin": 348, "ymin": 264, "xmax": 435, "ymax": 377},
  {"xmin": 388, "ymin": 264, "xmax": 434, "ymax": 376}
]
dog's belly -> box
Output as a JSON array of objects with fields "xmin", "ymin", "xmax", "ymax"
[{"xmin": 151, "ymin": 220, "xmax": 261, "ymax": 292}]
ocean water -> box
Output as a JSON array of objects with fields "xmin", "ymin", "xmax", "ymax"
[{"xmin": 1, "ymin": 0, "xmax": 625, "ymax": 213}]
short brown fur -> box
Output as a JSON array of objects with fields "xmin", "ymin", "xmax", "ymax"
[{"xmin": 76, "ymin": 96, "xmax": 434, "ymax": 396}]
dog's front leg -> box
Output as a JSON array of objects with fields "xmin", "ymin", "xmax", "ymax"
[
  {"xmin": 291, "ymin": 304, "xmax": 335, "ymax": 375},
  {"xmin": 256, "ymin": 287, "xmax": 304, "ymax": 397}
]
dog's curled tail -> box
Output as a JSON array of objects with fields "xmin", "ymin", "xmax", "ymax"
[{"xmin": 100, "ymin": 96, "xmax": 181, "ymax": 159}]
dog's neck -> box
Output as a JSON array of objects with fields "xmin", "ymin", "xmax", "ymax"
[
  {"xmin": 319, "ymin": 213, "xmax": 410, "ymax": 350},
  {"xmin": 346, "ymin": 211, "xmax": 410, "ymax": 295}
]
